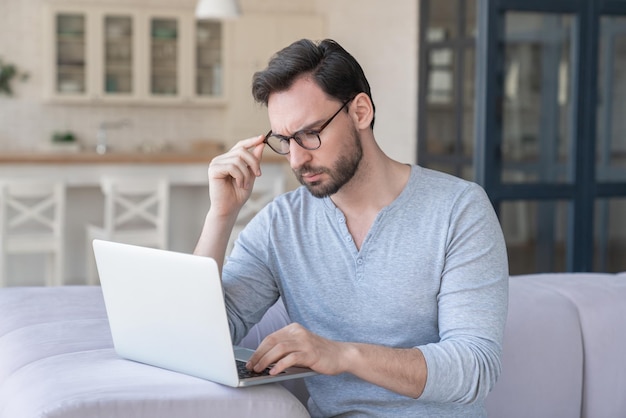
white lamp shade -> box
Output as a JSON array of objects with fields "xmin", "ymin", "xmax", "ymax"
[{"xmin": 195, "ymin": 0, "xmax": 240, "ymax": 19}]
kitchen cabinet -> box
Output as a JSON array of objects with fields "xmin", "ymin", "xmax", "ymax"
[{"xmin": 42, "ymin": 4, "xmax": 225, "ymax": 105}]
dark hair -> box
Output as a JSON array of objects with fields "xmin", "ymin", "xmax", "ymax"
[{"xmin": 252, "ymin": 39, "xmax": 375, "ymax": 128}]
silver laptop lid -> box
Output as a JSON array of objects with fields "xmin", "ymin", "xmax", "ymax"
[{"xmin": 93, "ymin": 239, "xmax": 241, "ymax": 387}]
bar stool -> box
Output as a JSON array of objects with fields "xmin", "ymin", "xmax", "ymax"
[
  {"xmin": 0, "ymin": 180, "xmax": 66, "ymax": 287},
  {"xmin": 86, "ymin": 177, "xmax": 170, "ymax": 284}
]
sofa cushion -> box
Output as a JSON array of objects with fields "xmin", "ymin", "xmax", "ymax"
[{"xmin": 485, "ymin": 275, "xmax": 584, "ymax": 418}]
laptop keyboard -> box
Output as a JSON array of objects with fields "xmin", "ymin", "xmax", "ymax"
[{"xmin": 236, "ymin": 360, "xmax": 273, "ymax": 379}]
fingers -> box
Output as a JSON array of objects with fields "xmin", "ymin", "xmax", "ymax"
[
  {"xmin": 210, "ymin": 154, "xmax": 253, "ymax": 190},
  {"xmin": 233, "ymin": 134, "xmax": 266, "ymax": 174},
  {"xmin": 249, "ymin": 136, "xmax": 266, "ymax": 166},
  {"xmin": 247, "ymin": 325, "xmax": 293, "ymax": 372},
  {"xmin": 209, "ymin": 135, "xmax": 265, "ymax": 190},
  {"xmin": 268, "ymin": 352, "xmax": 302, "ymax": 376},
  {"xmin": 247, "ymin": 323, "xmax": 327, "ymax": 375}
]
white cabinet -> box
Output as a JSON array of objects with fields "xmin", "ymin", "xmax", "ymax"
[{"xmin": 42, "ymin": 4, "xmax": 225, "ymax": 105}]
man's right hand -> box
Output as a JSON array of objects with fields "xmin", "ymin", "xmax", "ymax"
[{"xmin": 207, "ymin": 135, "xmax": 266, "ymax": 218}]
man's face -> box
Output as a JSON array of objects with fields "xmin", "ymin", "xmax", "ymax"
[{"xmin": 267, "ymin": 78, "xmax": 363, "ymax": 198}]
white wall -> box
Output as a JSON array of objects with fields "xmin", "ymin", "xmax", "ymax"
[{"xmin": 315, "ymin": 0, "xmax": 418, "ymax": 164}]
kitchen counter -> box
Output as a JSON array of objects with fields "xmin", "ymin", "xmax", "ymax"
[
  {"xmin": 0, "ymin": 151, "xmax": 218, "ymax": 164},
  {"xmin": 0, "ymin": 150, "xmax": 286, "ymax": 165},
  {"xmin": 0, "ymin": 150, "xmax": 287, "ymax": 186}
]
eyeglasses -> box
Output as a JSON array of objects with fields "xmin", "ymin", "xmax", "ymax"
[{"xmin": 263, "ymin": 99, "xmax": 352, "ymax": 155}]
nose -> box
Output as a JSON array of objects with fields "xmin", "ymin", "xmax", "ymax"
[{"xmin": 287, "ymin": 140, "xmax": 312, "ymax": 170}]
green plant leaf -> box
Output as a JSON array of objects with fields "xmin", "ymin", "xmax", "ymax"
[{"xmin": 0, "ymin": 57, "xmax": 28, "ymax": 97}]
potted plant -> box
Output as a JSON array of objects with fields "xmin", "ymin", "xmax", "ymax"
[{"xmin": 0, "ymin": 57, "xmax": 29, "ymax": 96}]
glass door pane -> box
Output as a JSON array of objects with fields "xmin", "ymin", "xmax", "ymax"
[
  {"xmin": 476, "ymin": 0, "xmax": 626, "ymax": 272},
  {"xmin": 56, "ymin": 13, "xmax": 86, "ymax": 95},
  {"xmin": 104, "ymin": 15, "xmax": 133, "ymax": 94},
  {"xmin": 195, "ymin": 21, "xmax": 222, "ymax": 97},
  {"xmin": 150, "ymin": 18, "xmax": 178, "ymax": 96},
  {"xmin": 502, "ymin": 200, "xmax": 571, "ymax": 274},
  {"xmin": 501, "ymin": 12, "xmax": 575, "ymax": 184},
  {"xmin": 597, "ymin": 16, "xmax": 626, "ymax": 182},
  {"xmin": 594, "ymin": 198, "xmax": 626, "ymax": 272}
]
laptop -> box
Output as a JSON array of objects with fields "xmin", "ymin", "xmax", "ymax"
[{"xmin": 92, "ymin": 239, "xmax": 317, "ymax": 387}]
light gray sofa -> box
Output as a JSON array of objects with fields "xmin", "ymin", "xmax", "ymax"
[
  {"xmin": 486, "ymin": 272, "xmax": 626, "ymax": 418},
  {"xmin": 1, "ymin": 272, "xmax": 625, "ymax": 417}
]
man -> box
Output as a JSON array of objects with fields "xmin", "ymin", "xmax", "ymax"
[{"xmin": 194, "ymin": 38, "xmax": 508, "ymax": 417}]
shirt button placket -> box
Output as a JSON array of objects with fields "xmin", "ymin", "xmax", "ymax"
[{"xmin": 355, "ymin": 257, "xmax": 364, "ymax": 281}]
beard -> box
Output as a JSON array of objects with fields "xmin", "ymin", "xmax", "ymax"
[{"xmin": 293, "ymin": 127, "xmax": 363, "ymax": 198}]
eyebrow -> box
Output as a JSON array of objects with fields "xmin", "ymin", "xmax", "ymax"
[{"xmin": 272, "ymin": 117, "xmax": 327, "ymax": 138}]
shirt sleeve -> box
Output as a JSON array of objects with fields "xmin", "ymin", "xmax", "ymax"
[
  {"xmin": 417, "ymin": 183, "xmax": 509, "ymax": 404},
  {"xmin": 221, "ymin": 204, "xmax": 281, "ymax": 345}
]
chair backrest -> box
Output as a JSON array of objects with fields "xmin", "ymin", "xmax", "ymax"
[
  {"xmin": 100, "ymin": 177, "xmax": 169, "ymax": 248},
  {"xmin": 0, "ymin": 180, "xmax": 66, "ymax": 243}
]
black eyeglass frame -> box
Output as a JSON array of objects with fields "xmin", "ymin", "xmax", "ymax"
[{"xmin": 263, "ymin": 98, "xmax": 353, "ymax": 155}]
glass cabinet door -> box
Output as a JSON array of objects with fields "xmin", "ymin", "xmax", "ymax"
[
  {"xmin": 55, "ymin": 13, "xmax": 87, "ymax": 95},
  {"xmin": 103, "ymin": 15, "xmax": 133, "ymax": 95},
  {"xmin": 195, "ymin": 21, "xmax": 222, "ymax": 97},
  {"xmin": 150, "ymin": 18, "xmax": 179, "ymax": 96}
]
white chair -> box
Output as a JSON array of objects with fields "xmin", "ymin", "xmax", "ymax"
[
  {"xmin": 0, "ymin": 180, "xmax": 66, "ymax": 287},
  {"xmin": 86, "ymin": 177, "xmax": 170, "ymax": 284},
  {"xmin": 227, "ymin": 172, "xmax": 285, "ymax": 255}
]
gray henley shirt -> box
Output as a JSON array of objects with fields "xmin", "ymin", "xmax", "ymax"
[{"xmin": 222, "ymin": 165, "xmax": 509, "ymax": 417}]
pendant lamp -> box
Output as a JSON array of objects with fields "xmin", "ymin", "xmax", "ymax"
[{"xmin": 195, "ymin": 0, "xmax": 240, "ymax": 19}]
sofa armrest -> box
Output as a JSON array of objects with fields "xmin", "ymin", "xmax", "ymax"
[
  {"xmin": 0, "ymin": 287, "xmax": 310, "ymax": 418},
  {"xmin": 486, "ymin": 273, "xmax": 626, "ymax": 418},
  {"xmin": 485, "ymin": 276, "xmax": 584, "ymax": 418}
]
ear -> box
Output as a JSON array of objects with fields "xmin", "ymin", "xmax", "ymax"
[{"xmin": 350, "ymin": 92, "xmax": 374, "ymax": 130}]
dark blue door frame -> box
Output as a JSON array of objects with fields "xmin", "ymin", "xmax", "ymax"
[{"xmin": 474, "ymin": 0, "xmax": 626, "ymax": 272}]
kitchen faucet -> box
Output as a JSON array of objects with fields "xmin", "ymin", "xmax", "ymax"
[{"xmin": 96, "ymin": 119, "xmax": 132, "ymax": 154}]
